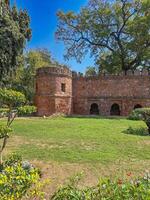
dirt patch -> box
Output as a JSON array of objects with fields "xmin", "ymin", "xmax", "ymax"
[{"xmin": 31, "ymin": 159, "xmax": 150, "ymax": 199}]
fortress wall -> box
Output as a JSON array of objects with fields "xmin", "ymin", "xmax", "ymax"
[
  {"xmin": 35, "ymin": 66, "xmax": 150, "ymax": 116},
  {"xmin": 72, "ymin": 75, "xmax": 150, "ymax": 116}
]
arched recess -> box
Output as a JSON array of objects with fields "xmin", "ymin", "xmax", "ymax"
[
  {"xmin": 134, "ymin": 104, "xmax": 142, "ymax": 109},
  {"xmin": 110, "ymin": 103, "xmax": 120, "ymax": 116},
  {"xmin": 90, "ymin": 103, "xmax": 99, "ymax": 115}
]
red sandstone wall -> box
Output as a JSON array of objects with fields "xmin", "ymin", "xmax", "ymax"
[
  {"xmin": 72, "ymin": 75, "xmax": 150, "ymax": 116},
  {"xmin": 35, "ymin": 66, "xmax": 150, "ymax": 116},
  {"xmin": 35, "ymin": 67, "xmax": 72, "ymax": 116}
]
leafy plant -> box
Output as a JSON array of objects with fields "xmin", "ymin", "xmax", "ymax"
[
  {"xmin": 51, "ymin": 171, "xmax": 150, "ymax": 200},
  {"xmin": 18, "ymin": 105, "xmax": 37, "ymax": 116},
  {"xmin": 128, "ymin": 109, "xmax": 143, "ymax": 120},
  {"xmin": 128, "ymin": 108, "xmax": 150, "ymax": 134},
  {"xmin": 0, "ymin": 154, "xmax": 40, "ymax": 200},
  {"xmin": 124, "ymin": 126, "xmax": 148, "ymax": 136},
  {"xmin": 0, "ymin": 88, "xmax": 36, "ymax": 164},
  {"xmin": 0, "ymin": 108, "xmax": 9, "ymax": 118}
]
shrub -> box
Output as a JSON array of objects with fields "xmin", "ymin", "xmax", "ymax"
[
  {"xmin": 0, "ymin": 108, "xmax": 9, "ymax": 118},
  {"xmin": 0, "ymin": 154, "xmax": 40, "ymax": 200},
  {"xmin": 128, "ymin": 109, "xmax": 143, "ymax": 120},
  {"xmin": 0, "ymin": 125, "xmax": 12, "ymax": 139},
  {"xmin": 128, "ymin": 108, "xmax": 150, "ymax": 135},
  {"xmin": 51, "ymin": 172, "xmax": 150, "ymax": 200},
  {"xmin": 0, "ymin": 88, "xmax": 26, "ymax": 108},
  {"xmin": 128, "ymin": 108, "xmax": 150, "ymax": 120},
  {"xmin": 0, "ymin": 89, "xmax": 37, "ymax": 164},
  {"xmin": 124, "ymin": 126, "xmax": 148, "ymax": 136},
  {"xmin": 18, "ymin": 105, "xmax": 37, "ymax": 116}
]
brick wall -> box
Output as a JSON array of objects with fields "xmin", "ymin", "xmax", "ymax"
[
  {"xmin": 35, "ymin": 67, "xmax": 72, "ymax": 116},
  {"xmin": 35, "ymin": 67, "xmax": 150, "ymax": 116},
  {"xmin": 73, "ymin": 75, "xmax": 150, "ymax": 116}
]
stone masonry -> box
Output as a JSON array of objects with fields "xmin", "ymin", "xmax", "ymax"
[{"xmin": 35, "ymin": 66, "xmax": 150, "ymax": 116}]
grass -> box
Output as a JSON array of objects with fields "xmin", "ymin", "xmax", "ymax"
[
  {"xmin": 1, "ymin": 117, "xmax": 148, "ymax": 163},
  {"xmin": 1, "ymin": 116, "xmax": 150, "ymax": 182}
]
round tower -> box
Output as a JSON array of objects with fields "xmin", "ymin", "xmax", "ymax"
[{"xmin": 35, "ymin": 66, "xmax": 72, "ymax": 116}]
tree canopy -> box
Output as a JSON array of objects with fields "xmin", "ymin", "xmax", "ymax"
[
  {"xmin": 56, "ymin": 0, "xmax": 150, "ymax": 73},
  {"xmin": 10, "ymin": 49, "xmax": 53, "ymax": 103},
  {"xmin": 85, "ymin": 66, "xmax": 97, "ymax": 76},
  {"xmin": 0, "ymin": 0, "xmax": 31, "ymax": 81}
]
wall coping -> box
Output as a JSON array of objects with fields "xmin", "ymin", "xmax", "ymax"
[{"xmin": 36, "ymin": 66, "xmax": 72, "ymax": 77}]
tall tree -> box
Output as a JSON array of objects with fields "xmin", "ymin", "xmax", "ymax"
[
  {"xmin": 11, "ymin": 49, "xmax": 54, "ymax": 103},
  {"xmin": 56, "ymin": 0, "xmax": 150, "ymax": 74},
  {"xmin": 0, "ymin": 0, "xmax": 31, "ymax": 82}
]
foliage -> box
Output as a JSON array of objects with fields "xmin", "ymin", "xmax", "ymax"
[
  {"xmin": 10, "ymin": 49, "xmax": 54, "ymax": 103},
  {"xmin": 0, "ymin": 0, "xmax": 31, "ymax": 82},
  {"xmin": 0, "ymin": 154, "xmax": 41, "ymax": 200},
  {"xmin": 0, "ymin": 88, "xmax": 26, "ymax": 108},
  {"xmin": 3, "ymin": 153, "xmax": 22, "ymax": 168},
  {"xmin": 128, "ymin": 109, "xmax": 144, "ymax": 120},
  {"xmin": 128, "ymin": 108, "xmax": 150, "ymax": 134},
  {"xmin": 85, "ymin": 66, "xmax": 98, "ymax": 76},
  {"xmin": 0, "ymin": 108, "xmax": 9, "ymax": 118},
  {"xmin": 0, "ymin": 125, "xmax": 12, "ymax": 139},
  {"xmin": 0, "ymin": 89, "xmax": 35, "ymax": 164},
  {"xmin": 56, "ymin": 0, "xmax": 150, "ymax": 73},
  {"xmin": 124, "ymin": 126, "xmax": 148, "ymax": 136},
  {"xmin": 51, "ymin": 172, "xmax": 150, "ymax": 200},
  {"xmin": 18, "ymin": 105, "xmax": 37, "ymax": 116}
]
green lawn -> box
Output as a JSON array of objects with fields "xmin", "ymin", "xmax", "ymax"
[
  {"xmin": 3, "ymin": 117, "xmax": 149, "ymax": 165},
  {"xmin": 1, "ymin": 116, "xmax": 150, "ymax": 181}
]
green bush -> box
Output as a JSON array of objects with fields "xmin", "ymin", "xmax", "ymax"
[
  {"xmin": 128, "ymin": 109, "xmax": 143, "ymax": 120},
  {"xmin": 18, "ymin": 105, "xmax": 37, "ymax": 116},
  {"xmin": 0, "ymin": 88, "xmax": 26, "ymax": 108},
  {"xmin": 124, "ymin": 126, "xmax": 148, "ymax": 136},
  {"xmin": 51, "ymin": 172, "xmax": 150, "ymax": 200},
  {"xmin": 0, "ymin": 154, "xmax": 40, "ymax": 200},
  {"xmin": 128, "ymin": 108, "xmax": 150, "ymax": 120},
  {"xmin": 0, "ymin": 108, "xmax": 9, "ymax": 118},
  {"xmin": 0, "ymin": 125, "xmax": 12, "ymax": 139},
  {"xmin": 128, "ymin": 108, "xmax": 150, "ymax": 135}
]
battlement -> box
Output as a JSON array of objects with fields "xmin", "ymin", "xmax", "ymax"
[
  {"xmin": 72, "ymin": 69, "xmax": 150, "ymax": 79},
  {"xmin": 36, "ymin": 66, "xmax": 72, "ymax": 77}
]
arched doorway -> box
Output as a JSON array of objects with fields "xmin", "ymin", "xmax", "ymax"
[
  {"xmin": 134, "ymin": 104, "xmax": 142, "ymax": 109},
  {"xmin": 110, "ymin": 103, "xmax": 120, "ymax": 116},
  {"xmin": 90, "ymin": 103, "xmax": 99, "ymax": 115}
]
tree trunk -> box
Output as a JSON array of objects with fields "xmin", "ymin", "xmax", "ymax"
[
  {"xmin": 0, "ymin": 137, "xmax": 8, "ymax": 164},
  {"xmin": 0, "ymin": 151, "xmax": 3, "ymax": 165}
]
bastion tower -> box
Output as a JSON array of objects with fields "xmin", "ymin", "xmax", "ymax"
[{"xmin": 35, "ymin": 66, "xmax": 72, "ymax": 116}]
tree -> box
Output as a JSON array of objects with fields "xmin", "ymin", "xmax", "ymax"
[
  {"xmin": 11, "ymin": 49, "xmax": 54, "ymax": 103},
  {"xmin": 56, "ymin": 0, "xmax": 150, "ymax": 74},
  {"xmin": 85, "ymin": 66, "xmax": 97, "ymax": 76},
  {"xmin": 0, "ymin": 88, "xmax": 36, "ymax": 164},
  {"xmin": 0, "ymin": 0, "xmax": 31, "ymax": 82},
  {"xmin": 2, "ymin": 48, "xmax": 62, "ymax": 103}
]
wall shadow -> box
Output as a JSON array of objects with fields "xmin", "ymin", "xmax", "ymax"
[{"xmin": 66, "ymin": 115, "xmax": 126, "ymax": 120}]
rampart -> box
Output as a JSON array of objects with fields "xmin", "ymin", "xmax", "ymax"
[{"xmin": 35, "ymin": 66, "xmax": 150, "ymax": 116}]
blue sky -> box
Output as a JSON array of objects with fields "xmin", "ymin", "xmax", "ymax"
[{"xmin": 10, "ymin": 0, "xmax": 94, "ymax": 72}]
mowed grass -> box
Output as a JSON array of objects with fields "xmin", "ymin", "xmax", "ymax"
[{"xmin": 3, "ymin": 116, "xmax": 149, "ymax": 167}]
